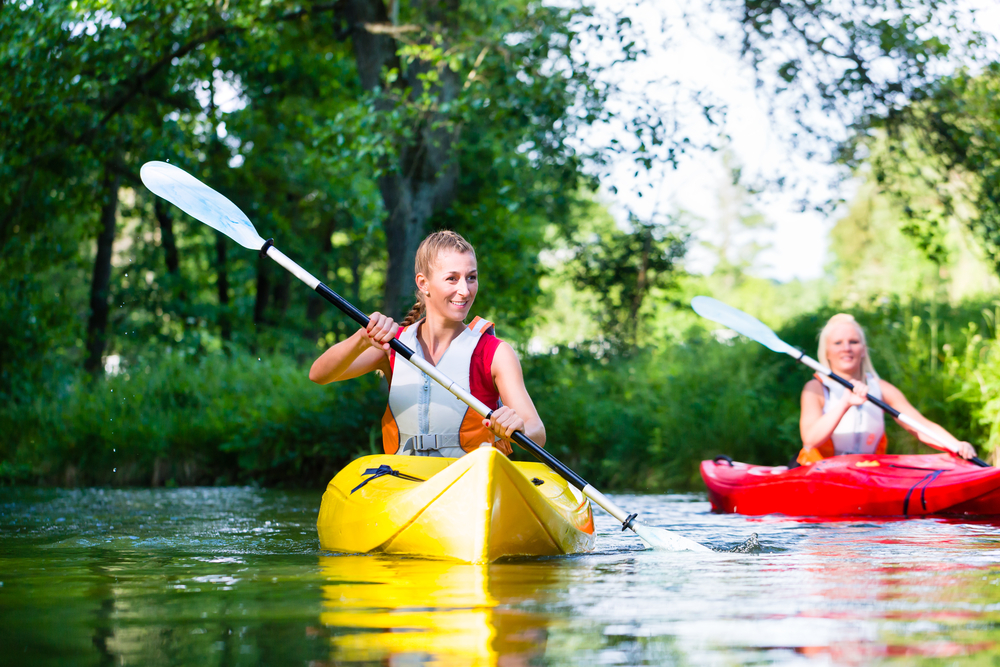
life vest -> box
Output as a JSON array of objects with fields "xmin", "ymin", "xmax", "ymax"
[
  {"xmin": 797, "ymin": 373, "xmax": 887, "ymax": 466},
  {"xmin": 380, "ymin": 316, "xmax": 512, "ymax": 458}
]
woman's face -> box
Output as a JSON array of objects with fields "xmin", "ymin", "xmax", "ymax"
[
  {"xmin": 825, "ymin": 322, "xmax": 866, "ymax": 376},
  {"xmin": 416, "ymin": 250, "xmax": 478, "ymax": 323}
]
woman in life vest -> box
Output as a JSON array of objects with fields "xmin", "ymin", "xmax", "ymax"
[
  {"xmin": 797, "ymin": 313, "xmax": 976, "ymax": 465},
  {"xmin": 308, "ymin": 230, "xmax": 544, "ymax": 458}
]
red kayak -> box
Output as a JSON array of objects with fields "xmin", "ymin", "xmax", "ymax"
[{"xmin": 701, "ymin": 454, "xmax": 1000, "ymax": 517}]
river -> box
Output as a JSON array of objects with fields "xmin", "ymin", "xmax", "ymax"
[{"xmin": 2, "ymin": 486, "xmax": 999, "ymax": 665}]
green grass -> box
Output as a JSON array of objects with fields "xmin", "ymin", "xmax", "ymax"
[{"xmin": 4, "ymin": 296, "xmax": 999, "ymax": 490}]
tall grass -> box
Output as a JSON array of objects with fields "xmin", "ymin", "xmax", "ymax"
[
  {"xmin": 0, "ymin": 352, "xmax": 383, "ymax": 487},
  {"xmin": 3, "ymin": 297, "xmax": 998, "ymax": 490}
]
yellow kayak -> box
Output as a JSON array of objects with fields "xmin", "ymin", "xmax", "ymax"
[{"xmin": 317, "ymin": 446, "xmax": 595, "ymax": 562}]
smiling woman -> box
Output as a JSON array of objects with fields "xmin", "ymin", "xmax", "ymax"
[
  {"xmin": 309, "ymin": 230, "xmax": 545, "ymax": 458},
  {"xmin": 796, "ymin": 313, "xmax": 977, "ymax": 466}
]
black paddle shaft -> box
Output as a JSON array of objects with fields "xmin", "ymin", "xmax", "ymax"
[
  {"xmin": 312, "ymin": 283, "xmax": 593, "ymax": 489},
  {"xmin": 826, "ymin": 371, "xmax": 990, "ymax": 468}
]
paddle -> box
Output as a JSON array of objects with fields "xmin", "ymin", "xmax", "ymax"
[
  {"xmin": 140, "ymin": 161, "xmax": 712, "ymax": 552},
  {"xmin": 691, "ymin": 296, "xmax": 991, "ymax": 468}
]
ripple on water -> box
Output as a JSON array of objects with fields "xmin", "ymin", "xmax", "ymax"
[{"xmin": 1, "ymin": 487, "xmax": 999, "ymax": 665}]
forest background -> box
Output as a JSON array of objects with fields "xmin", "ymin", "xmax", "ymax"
[{"xmin": 5, "ymin": 0, "xmax": 1000, "ymax": 491}]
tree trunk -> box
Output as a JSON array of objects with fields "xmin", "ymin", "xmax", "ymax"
[
  {"xmin": 216, "ymin": 232, "xmax": 231, "ymax": 341},
  {"xmin": 273, "ymin": 271, "xmax": 291, "ymax": 316},
  {"xmin": 254, "ymin": 255, "xmax": 271, "ymax": 326},
  {"xmin": 84, "ymin": 167, "xmax": 120, "ymax": 375},
  {"xmin": 629, "ymin": 230, "xmax": 652, "ymax": 343},
  {"xmin": 343, "ymin": 0, "xmax": 461, "ymax": 317},
  {"xmin": 154, "ymin": 198, "xmax": 180, "ymax": 275}
]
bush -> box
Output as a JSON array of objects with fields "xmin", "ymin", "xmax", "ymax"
[{"xmin": 0, "ymin": 350, "xmax": 383, "ymax": 487}]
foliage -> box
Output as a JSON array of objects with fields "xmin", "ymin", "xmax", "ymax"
[
  {"xmin": 722, "ymin": 0, "xmax": 984, "ymax": 153},
  {"xmin": 0, "ymin": 351, "xmax": 383, "ymax": 487},
  {"xmin": 862, "ymin": 65, "xmax": 1000, "ymax": 282},
  {"xmin": 567, "ymin": 206, "xmax": 688, "ymax": 349},
  {"xmin": 2, "ymin": 0, "xmax": 996, "ymax": 491},
  {"xmin": 828, "ymin": 179, "xmax": 998, "ymax": 305}
]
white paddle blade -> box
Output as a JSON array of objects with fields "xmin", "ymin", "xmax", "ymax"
[
  {"xmin": 140, "ymin": 161, "xmax": 265, "ymax": 250},
  {"xmin": 691, "ymin": 296, "xmax": 798, "ymax": 356},
  {"xmin": 632, "ymin": 521, "xmax": 712, "ymax": 552}
]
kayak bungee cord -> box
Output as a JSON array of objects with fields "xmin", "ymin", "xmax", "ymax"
[
  {"xmin": 691, "ymin": 296, "xmax": 990, "ymax": 468},
  {"xmin": 140, "ymin": 160, "xmax": 721, "ymax": 553}
]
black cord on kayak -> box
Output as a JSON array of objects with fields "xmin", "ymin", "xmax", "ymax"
[
  {"xmin": 622, "ymin": 513, "xmax": 638, "ymax": 531},
  {"xmin": 350, "ymin": 465, "xmax": 425, "ymax": 494}
]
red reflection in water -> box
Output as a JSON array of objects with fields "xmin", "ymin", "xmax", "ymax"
[{"xmin": 797, "ymin": 640, "xmax": 994, "ymax": 663}]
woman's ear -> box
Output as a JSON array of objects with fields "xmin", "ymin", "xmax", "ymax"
[{"xmin": 415, "ymin": 272, "xmax": 428, "ymax": 296}]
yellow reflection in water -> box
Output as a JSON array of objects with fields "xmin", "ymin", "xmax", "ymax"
[{"xmin": 319, "ymin": 555, "xmax": 557, "ymax": 666}]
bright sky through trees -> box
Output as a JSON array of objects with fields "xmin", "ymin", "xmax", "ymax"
[{"xmin": 587, "ymin": 0, "xmax": 1000, "ymax": 282}]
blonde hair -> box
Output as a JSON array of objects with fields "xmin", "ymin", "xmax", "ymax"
[
  {"xmin": 817, "ymin": 313, "xmax": 878, "ymax": 379},
  {"xmin": 400, "ymin": 230, "xmax": 476, "ymax": 326}
]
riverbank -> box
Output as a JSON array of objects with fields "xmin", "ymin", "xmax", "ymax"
[{"xmin": 2, "ymin": 298, "xmax": 998, "ymax": 490}]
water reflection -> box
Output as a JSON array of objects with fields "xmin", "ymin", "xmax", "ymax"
[
  {"xmin": 319, "ymin": 555, "xmax": 561, "ymax": 666},
  {"xmin": 745, "ymin": 520, "xmax": 1000, "ymax": 665},
  {"xmin": 4, "ymin": 488, "xmax": 1000, "ymax": 665}
]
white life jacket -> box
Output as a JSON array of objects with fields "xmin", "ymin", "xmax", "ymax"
[
  {"xmin": 381, "ymin": 317, "xmax": 509, "ymax": 458},
  {"xmin": 822, "ymin": 373, "xmax": 886, "ymax": 455}
]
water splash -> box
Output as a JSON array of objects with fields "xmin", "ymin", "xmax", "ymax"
[{"xmin": 722, "ymin": 532, "xmax": 761, "ymax": 554}]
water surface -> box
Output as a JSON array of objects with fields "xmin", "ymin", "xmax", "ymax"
[{"xmin": 2, "ymin": 487, "xmax": 999, "ymax": 665}]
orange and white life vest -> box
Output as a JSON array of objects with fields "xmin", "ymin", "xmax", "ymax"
[
  {"xmin": 797, "ymin": 373, "xmax": 887, "ymax": 465},
  {"xmin": 381, "ymin": 316, "xmax": 511, "ymax": 458}
]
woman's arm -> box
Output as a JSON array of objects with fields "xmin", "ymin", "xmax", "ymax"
[
  {"xmin": 487, "ymin": 342, "xmax": 546, "ymax": 446},
  {"xmin": 308, "ymin": 313, "xmax": 397, "ymax": 385},
  {"xmin": 799, "ymin": 378, "xmax": 868, "ymax": 450},
  {"xmin": 879, "ymin": 380, "xmax": 977, "ymax": 459}
]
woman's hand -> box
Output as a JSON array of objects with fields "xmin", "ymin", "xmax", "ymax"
[
  {"xmin": 362, "ymin": 312, "xmax": 400, "ymax": 352},
  {"xmin": 838, "ymin": 381, "xmax": 869, "ymax": 409},
  {"xmin": 483, "ymin": 405, "xmax": 524, "ymax": 440},
  {"xmin": 951, "ymin": 441, "xmax": 977, "ymax": 460}
]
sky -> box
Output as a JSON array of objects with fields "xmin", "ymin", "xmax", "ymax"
[{"xmin": 585, "ymin": 0, "xmax": 1000, "ymax": 282}]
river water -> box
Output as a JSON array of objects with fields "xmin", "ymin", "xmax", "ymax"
[{"xmin": 2, "ymin": 486, "xmax": 999, "ymax": 666}]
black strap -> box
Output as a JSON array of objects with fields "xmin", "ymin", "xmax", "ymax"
[
  {"xmin": 902, "ymin": 469, "xmax": 945, "ymax": 515},
  {"xmin": 714, "ymin": 455, "xmax": 734, "ymax": 467},
  {"xmin": 350, "ymin": 464, "xmax": 425, "ymax": 494}
]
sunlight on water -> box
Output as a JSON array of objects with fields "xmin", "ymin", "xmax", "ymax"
[{"xmin": 2, "ymin": 487, "xmax": 999, "ymax": 665}]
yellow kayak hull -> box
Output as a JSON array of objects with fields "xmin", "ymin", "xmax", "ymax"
[{"xmin": 317, "ymin": 446, "xmax": 595, "ymax": 563}]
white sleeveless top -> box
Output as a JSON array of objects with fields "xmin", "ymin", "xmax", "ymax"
[
  {"xmin": 821, "ymin": 373, "xmax": 885, "ymax": 455},
  {"xmin": 387, "ymin": 318, "xmax": 494, "ymax": 458}
]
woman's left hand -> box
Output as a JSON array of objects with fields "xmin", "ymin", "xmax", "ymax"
[
  {"xmin": 953, "ymin": 441, "xmax": 977, "ymax": 460},
  {"xmin": 483, "ymin": 406, "xmax": 524, "ymax": 440}
]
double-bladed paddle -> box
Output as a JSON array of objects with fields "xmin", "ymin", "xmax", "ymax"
[
  {"xmin": 691, "ymin": 296, "xmax": 990, "ymax": 468},
  {"xmin": 140, "ymin": 160, "xmax": 713, "ymax": 552}
]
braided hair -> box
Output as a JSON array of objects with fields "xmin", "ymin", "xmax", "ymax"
[{"xmin": 400, "ymin": 230, "xmax": 476, "ymax": 326}]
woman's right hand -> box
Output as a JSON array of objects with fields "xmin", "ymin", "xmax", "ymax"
[
  {"xmin": 362, "ymin": 312, "xmax": 400, "ymax": 352},
  {"xmin": 838, "ymin": 381, "xmax": 869, "ymax": 409}
]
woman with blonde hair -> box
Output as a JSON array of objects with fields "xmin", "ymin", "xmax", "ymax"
[
  {"xmin": 797, "ymin": 313, "xmax": 976, "ymax": 465},
  {"xmin": 309, "ymin": 230, "xmax": 544, "ymax": 458}
]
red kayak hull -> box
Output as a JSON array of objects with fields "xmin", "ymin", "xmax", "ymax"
[{"xmin": 700, "ymin": 454, "xmax": 1000, "ymax": 517}]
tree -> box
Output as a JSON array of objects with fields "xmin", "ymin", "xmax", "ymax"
[
  {"xmin": 860, "ymin": 65, "xmax": 1000, "ymax": 281},
  {"xmin": 569, "ymin": 204, "xmax": 687, "ymax": 349}
]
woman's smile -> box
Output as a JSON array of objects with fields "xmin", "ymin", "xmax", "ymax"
[{"xmin": 422, "ymin": 249, "xmax": 478, "ymax": 322}]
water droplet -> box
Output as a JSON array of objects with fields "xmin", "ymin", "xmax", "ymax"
[
  {"xmin": 113, "ymin": 468, "xmax": 117, "ymax": 473},
  {"xmin": 125, "ymin": 272, "xmax": 128, "ymax": 277},
  {"xmin": 113, "ymin": 449, "xmax": 116, "ymax": 453},
  {"xmin": 258, "ymin": 357, "xmax": 261, "ymax": 361}
]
